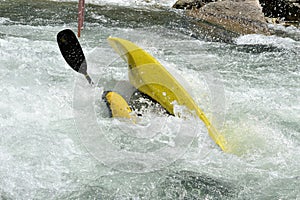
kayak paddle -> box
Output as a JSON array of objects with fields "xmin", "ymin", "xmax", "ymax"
[
  {"xmin": 57, "ymin": 29, "xmax": 137, "ymax": 120},
  {"xmin": 57, "ymin": 29, "xmax": 94, "ymax": 85}
]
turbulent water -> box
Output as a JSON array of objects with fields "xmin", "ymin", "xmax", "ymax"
[{"xmin": 0, "ymin": 0, "xmax": 299, "ymax": 199}]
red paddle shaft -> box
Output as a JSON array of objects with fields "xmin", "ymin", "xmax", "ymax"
[{"xmin": 77, "ymin": 0, "xmax": 85, "ymax": 37}]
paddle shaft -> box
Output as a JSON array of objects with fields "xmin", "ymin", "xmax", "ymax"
[
  {"xmin": 77, "ymin": 0, "xmax": 85, "ymax": 37},
  {"xmin": 84, "ymin": 73, "xmax": 93, "ymax": 85}
]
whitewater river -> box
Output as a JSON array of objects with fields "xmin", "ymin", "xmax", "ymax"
[{"xmin": 0, "ymin": 0, "xmax": 299, "ymax": 199}]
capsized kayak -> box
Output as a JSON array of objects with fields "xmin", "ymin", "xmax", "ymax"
[{"xmin": 107, "ymin": 37, "xmax": 229, "ymax": 152}]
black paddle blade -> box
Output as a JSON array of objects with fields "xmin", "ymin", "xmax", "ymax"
[{"xmin": 57, "ymin": 29, "xmax": 87, "ymax": 75}]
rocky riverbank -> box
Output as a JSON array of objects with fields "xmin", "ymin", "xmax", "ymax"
[
  {"xmin": 260, "ymin": 0, "xmax": 300, "ymax": 25},
  {"xmin": 173, "ymin": 0, "xmax": 300, "ymax": 39}
]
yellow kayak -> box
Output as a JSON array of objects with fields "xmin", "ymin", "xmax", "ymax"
[{"xmin": 107, "ymin": 37, "xmax": 229, "ymax": 152}]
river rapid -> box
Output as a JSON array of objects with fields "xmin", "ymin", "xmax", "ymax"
[{"xmin": 0, "ymin": 0, "xmax": 299, "ymax": 199}]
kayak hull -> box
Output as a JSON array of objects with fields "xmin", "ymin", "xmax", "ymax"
[{"xmin": 108, "ymin": 37, "xmax": 228, "ymax": 152}]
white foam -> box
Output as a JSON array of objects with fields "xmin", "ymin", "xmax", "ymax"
[
  {"xmin": 50, "ymin": 0, "xmax": 177, "ymax": 7},
  {"xmin": 235, "ymin": 34, "xmax": 299, "ymax": 49},
  {"xmin": 1, "ymin": 8, "xmax": 300, "ymax": 198},
  {"xmin": 0, "ymin": 17, "xmax": 10, "ymax": 24}
]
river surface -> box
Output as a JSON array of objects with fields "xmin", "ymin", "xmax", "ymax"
[{"xmin": 0, "ymin": 0, "xmax": 300, "ymax": 199}]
